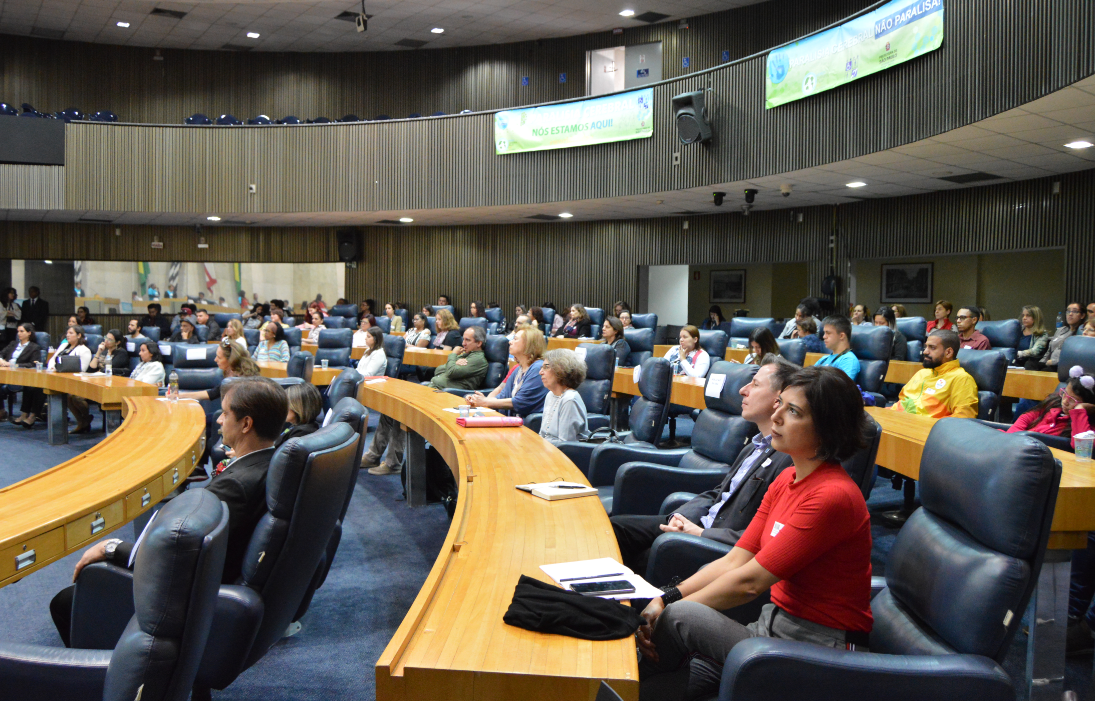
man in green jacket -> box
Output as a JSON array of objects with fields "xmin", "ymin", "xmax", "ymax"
[{"xmin": 430, "ymin": 325, "xmax": 488, "ymax": 390}]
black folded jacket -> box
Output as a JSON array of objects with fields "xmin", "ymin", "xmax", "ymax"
[{"xmin": 503, "ymin": 574, "xmax": 646, "ymax": 640}]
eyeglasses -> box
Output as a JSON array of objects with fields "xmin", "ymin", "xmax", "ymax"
[
  {"xmin": 1059, "ymin": 388, "xmax": 1080, "ymax": 402},
  {"xmin": 1068, "ymin": 309, "xmax": 1083, "ymax": 315},
  {"xmin": 955, "ymin": 315, "xmax": 973, "ymax": 320}
]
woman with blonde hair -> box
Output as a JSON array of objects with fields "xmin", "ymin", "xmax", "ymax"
[
  {"xmin": 431, "ymin": 308, "xmax": 460, "ymax": 351},
  {"xmin": 467, "ymin": 327, "xmax": 549, "ymax": 418},
  {"xmin": 180, "ymin": 339, "xmax": 260, "ymax": 402},
  {"xmin": 223, "ymin": 318, "xmax": 248, "ymax": 352},
  {"xmin": 1016, "ymin": 305, "xmax": 1049, "ymax": 369}
]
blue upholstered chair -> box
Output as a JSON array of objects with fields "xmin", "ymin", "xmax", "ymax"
[
  {"xmin": 458, "ymin": 317, "xmax": 487, "ymax": 333},
  {"xmin": 729, "ymin": 317, "xmax": 783, "ymax": 341},
  {"xmin": 212, "ymin": 313, "xmax": 240, "ymax": 328},
  {"xmin": 215, "ymin": 114, "xmax": 241, "ymax": 125},
  {"xmin": 425, "ymin": 316, "xmax": 437, "ymax": 334},
  {"xmin": 896, "ymin": 316, "xmax": 928, "ymax": 361},
  {"xmin": 483, "ymin": 308, "xmax": 504, "ymax": 326},
  {"xmin": 375, "ymin": 316, "xmax": 391, "ymax": 333},
  {"xmin": 82, "ymin": 324, "xmax": 103, "ymax": 336},
  {"xmin": 1058, "ymin": 335, "xmax": 1095, "ymax": 377},
  {"xmin": 542, "ymin": 308, "xmax": 556, "ymax": 330},
  {"xmin": 170, "ymin": 344, "xmax": 222, "ymax": 400},
  {"xmin": 775, "ymin": 338, "xmax": 806, "ymax": 366},
  {"xmin": 976, "ymin": 319, "xmax": 1022, "ymax": 363},
  {"xmin": 89, "ymin": 110, "xmax": 118, "ymax": 122},
  {"xmin": 325, "ymin": 368, "xmax": 363, "ymax": 412},
  {"xmin": 283, "ymin": 327, "xmax": 302, "ymax": 356},
  {"xmin": 623, "ymin": 327, "xmax": 654, "ymax": 367},
  {"xmin": 246, "ymin": 115, "xmax": 272, "ymax": 125},
  {"xmin": 630, "ymin": 313, "xmax": 658, "ymax": 329},
  {"xmin": 851, "ymin": 324, "xmax": 893, "ymax": 406},
  {"xmin": 141, "ymin": 326, "xmax": 162, "ymax": 341},
  {"xmin": 286, "ymin": 352, "xmax": 314, "ymax": 382},
  {"xmin": 382, "ymin": 334, "xmax": 405, "ymax": 378},
  {"xmin": 328, "ymin": 304, "xmax": 358, "ymax": 320},
  {"xmin": 315, "ymin": 329, "xmax": 353, "ymax": 368},
  {"xmin": 957, "ymin": 349, "xmax": 1009, "ymax": 421},
  {"xmin": 0, "ymin": 490, "xmax": 229, "ymax": 701},
  {"xmin": 586, "ymin": 308, "xmax": 605, "ymax": 339},
  {"xmin": 242, "ymin": 329, "xmax": 260, "ymax": 355},
  {"xmin": 323, "ymin": 316, "xmax": 344, "ymax": 329},
  {"xmin": 185, "ymin": 113, "xmax": 212, "ymax": 125},
  {"xmin": 431, "ymin": 304, "xmax": 455, "ymax": 317},
  {"xmin": 277, "ymin": 115, "xmax": 302, "ymax": 125},
  {"xmin": 195, "ymin": 324, "xmax": 209, "ymax": 342},
  {"xmin": 665, "ymin": 329, "xmax": 728, "ymax": 443}
]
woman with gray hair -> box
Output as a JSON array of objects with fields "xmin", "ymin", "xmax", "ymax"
[{"xmin": 538, "ymin": 348, "xmax": 589, "ymax": 444}]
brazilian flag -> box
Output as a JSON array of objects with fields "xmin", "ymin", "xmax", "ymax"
[{"xmin": 137, "ymin": 262, "xmax": 151, "ymax": 294}]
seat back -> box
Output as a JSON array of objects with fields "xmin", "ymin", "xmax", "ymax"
[
  {"xmin": 774, "ymin": 338, "xmax": 806, "ymax": 366},
  {"xmin": 328, "ymin": 304, "xmax": 358, "ymax": 319},
  {"xmin": 106, "ymin": 489, "xmax": 229, "ymax": 701},
  {"xmin": 459, "ymin": 317, "xmax": 487, "ymax": 333},
  {"xmin": 325, "ymin": 368, "xmax": 364, "ymax": 408},
  {"xmin": 630, "ymin": 313, "xmax": 658, "ymax": 329},
  {"xmin": 328, "ymin": 397, "xmax": 369, "ymax": 508},
  {"xmin": 697, "ymin": 330, "xmax": 729, "ymax": 371},
  {"xmin": 629, "ymin": 358, "xmax": 673, "ymax": 446},
  {"xmin": 193, "ymin": 324, "xmax": 209, "ymax": 342},
  {"xmin": 316, "ymin": 328, "xmax": 353, "ymax": 367},
  {"xmin": 850, "ymin": 325, "xmax": 893, "ymax": 393},
  {"xmin": 906, "ymin": 339, "xmax": 923, "ymax": 362},
  {"xmin": 375, "ymin": 316, "xmax": 391, "ymax": 333},
  {"xmin": 83, "ymin": 335, "xmax": 103, "ymax": 356},
  {"xmin": 871, "ymin": 419, "xmax": 1061, "ymax": 662},
  {"xmin": 124, "ymin": 336, "xmax": 152, "ymax": 369},
  {"xmin": 382, "ymin": 334, "xmax": 406, "ymax": 378},
  {"xmin": 840, "ymin": 415, "xmax": 882, "ymax": 500},
  {"xmin": 82, "ymin": 324, "xmax": 104, "ymax": 336},
  {"xmin": 586, "ymin": 308, "xmax": 605, "ymax": 339},
  {"xmin": 322, "ymin": 316, "xmax": 344, "ymax": 329},
  {"xmin": 33, "ymin": 331, "xmax": 50, "ymax": 362},
  {"xmin": 1059, "ymin": 335, "xmax": 1095, "ymax": 379},
  {"xmin": 623, "ymin": 327, "xmax": 654, "ymax": 367},
  {"xmin": 425, "ymin": 317, "xmax": 437, "ymax": 334},
  {"xmin": 542, "ymin": 308, "xmax": 556, "ymax": 330},
  {"xmin": 484, "ymin": 308, "xmax": 503, "ymax": 325},
  {"xmin": 895, "ymin": 316, "xmax": 927, "ymax": 343},
  {"xmin": 576, "ymin": 344, "xmax": 615, "ymax": 415},
  {"xmin": 729, "ymin": 317, "xmax": 783, "ymax": 340},
  {"xmin": 681, "ymin": 362, "xmax": 759, "ymax": 471},
  {"xmin": 238, "ymin": 423, "xmax": 359, "ymax": 668},
  {"xmin": 212, "ymin": 313, "xmax": 240, "ymax": 328},
  {"xmin": 286, "ymin": 352, "xmax": 314, "ymax": 382},
  {"xmin": 481, "ymin": 336, "xmax": 510, "ymax": 390},
  {"xmin": 976, "ymin": 319, "xmax": 1021, "ymax": 350},
  {"xmin": 396, "ymin": 309, "xmax": 410, "ymax": 330},
  {"xmin": 957, "ymin": 349, "xmax": 1008, "ymax": 419},
  {"xmin": 141, "ymin": 326, "xmax": 162, "ymax": 341},
  {"xmin": 431, "ymin": 305, "xmax": 455, "ymax": 317},
  {"xmin": 283, "ymin": 328, "xmax": 302, "ymax": 355},
  {"xmin": 242, "ymin": 328, "xmax": 260, "ymax": 349},
  {"xmin": 172, "ymin": 343, "xmax": 218, "ymax": 368}
]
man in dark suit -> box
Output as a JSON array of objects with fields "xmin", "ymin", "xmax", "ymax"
[
  {"xmin": 50, "ymin": 378, "xmax": 287, "ymax": 646},
  {"xmin": 611, "ymin": 356, "xmax": 796, "ymax": 573},
  {"xmin": 20, "ymin": 287, "xmax": 48, "ymax": 331}
]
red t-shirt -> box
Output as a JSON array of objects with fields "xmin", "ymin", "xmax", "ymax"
[{"xmin": 737, "ymin": 462, "xmax": 873, "ymax": 632}]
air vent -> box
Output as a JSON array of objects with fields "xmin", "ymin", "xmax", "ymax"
[
  {"xmin": 150, "ymin": 7, "xmax": 187, "ymax": 20},
  {"xmin": 937, "ymin": 172, "xmax": 1003, "ymax": 184},
  {"xmin": 30, "ymin": 27, "xmax": 65, "ymax": 40},
  {"xmin": 395, "ymin": 38, "xmax": 429, "ymax": 49},
  {"xmin": 526, "ymin": 214, "xmax": 560, "ymax": 221},
  {"xmin": 335, "ymin": 11, "xmax": 373, "ymax": 21},
  {"xmin": 633, "ymin": 11, "xmax": 670, "ymax": 23},
  {"xmin": 221, "ymin": 43, "xmax": 254, "ymax": 51}
]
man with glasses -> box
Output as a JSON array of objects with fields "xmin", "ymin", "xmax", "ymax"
[
  {"xmin": 955, "ymin": 306, "xmax": 991, "ymax": 350},
  {"xmin": 891, "ymin": 329, "xmax": 978, "ymax": 418}
]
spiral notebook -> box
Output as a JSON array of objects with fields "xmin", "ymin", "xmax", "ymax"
[{"xmin": 515, "ymin": 481, "xmax": 598, "ymax": 500}]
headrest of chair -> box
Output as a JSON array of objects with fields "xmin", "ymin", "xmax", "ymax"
[
  {"xmin": 638, "ymin": 357, "xmax": 672, "ymax": 403},
  {"xmin": 172, "ymin": 343, "xmax": 218, "ymax": 367},
  {"xmin": 327, "ymin": 367, "xmax": 363, "ymax": 403},
  {"xmin": 375, "ymin": 316, "xmax": 392, "ymax": 333},
  {"xmin": 920, "ymin": 418, "xmax": 1058, "ymax": 559},
  {"xmin": 630, "ymin": 313, "xmax": 657, "ymax": 329},
  {"xmin": 483, "ymin": 335, "xmax": 510, "ymax": 363},
  {"xmin": 698, "ymin": 329, "xmax": 729, "ymax": 359},
  {"xmin": 329, "ymin": 304, "xmax": 358, "ymax": 319},
  {"xmin": 212, "ymin": 313, "xmax": 240, "ymax": 326},
  {"xmin": 459, "ymin": 317, "xmax": 488, "ymax": 331},
  {"xmin": 82, "ymin": 324, "xmax": 104, "ymax": 336},
  {"xmin": 1059, "ymin": 335, "xmax": 1095, "ymax": 381},
  {"xmin": 906, "ymin": 339, "xmax": 923, "ymax": 362},
  {"xmin": 956, "ymin": 349, "xmax": 1008, "ymax": 395},
  {"xmin": 271, "ymin": 377, "xmax": 306, "ymax": 388},
  {"xmin": 84, "ymin": 335, "xmax": 103, "ymax": 353},
  {"xmin": 330, "ymin": 396, "xmax": 367, "ymax": 434},
  {"xmin": 323, "ymin": 316, "xmax": 344, "ymax": 329},
  {"xmin": 579, "ymin": 343, "xmax": 615, "ymax": 380},
  {"xmin": 283, "ymin": 327, "xmax": 302, "ymax": 346},
  {"xmin": 383, "ymin": 334, "xmax": 406, "ymax": 358},
  {"xmin": 623, "ymin": 327, "xmax": 654, "ymax": 352},
  {"xmin": 895, "ymin": 316, "xmax": 927, "ymax": 343},
  {"xmin": 286, "ymin": 351, "xmax": 314, "ymax": 375},
  {"xmin": 729, "ymin": 317, "xmax": 776, "ymax": 339},
  {"xmin": 266, "ymin": 422, "xmax": 356, "ymax": 518},
  {"xmin": 34, "ymin": 331, "xmax": 50, "ymax": 348},
  {"xmin": 775, "ymin": 338, "xmax": 806, "ymax": 366},
  {"xmin": 850, "ymin": 325, "xmax": 893, "ymax": 361},
  {"xmin": 431, "ymin": 305, "xmax": 455, "ymax": 316},
  {"xmin": 133, "ymin": 489, "xmax": 228, "ymax": 638},
  {"xmin": 242, "ymin": 328, "xmax": 260, "ymax": 344},
  {"xmin": 141, "ymin": 326, "xmax": 162, "ymax": 341},
  {"xmin": 318, "ymin": 328, "xmax": 352, "ymax": 348},
  {"xmin": 703, "ymin": 361, "xmax": 756, "ymax": 414},
  {"xmin": 484, "ymin": 308, "xmax": 503, "ymax": 324},
  {"xmin": 976, "ymin": 319, "xmax": 1022, "ymax": 349},
  {"xmin": 586, "ymin": 307, "xmax": 605, "ymax": 322}
]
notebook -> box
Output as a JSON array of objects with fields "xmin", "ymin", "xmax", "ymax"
[{"xmin": 515, "ymin": 481, "xmax": 598, "ymax": 500}]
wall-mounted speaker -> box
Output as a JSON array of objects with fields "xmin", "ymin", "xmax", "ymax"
[
  {"xmin": 671, "ymin": 90, "xmax": 712, "ymax": 144},
  {"xmin": 336, "ymin": 228, "xmax": 362, "ymax": 263}
]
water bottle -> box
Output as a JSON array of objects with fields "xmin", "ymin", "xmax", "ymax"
[
  {"xmin": 1057, "ymin": 311, "xmax": 1065, "ymax": 329},
  {"xmin": 104, "ymin": 354, "xmax": 112, "ymax": 377},
  {"xmin": 168, "ymin": 370, "xmax": 179, "ymax": 403}
]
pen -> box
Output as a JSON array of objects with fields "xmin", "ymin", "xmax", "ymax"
[
  {"xmin": 554, "ymin": 485, "xmax": 587, "ymax": 489},
  {"xmin": 559, "ymin": 572, "xmax": 625, "ymax": 582}
]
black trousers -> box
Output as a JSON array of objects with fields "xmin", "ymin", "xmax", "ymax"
[
  {"xmin": 611, "ymin": 514, "xmax": 669, "ymax": 576},
  {"xmin": 50, "ymin": 585, "xmax": 76, "ymax": 647}
]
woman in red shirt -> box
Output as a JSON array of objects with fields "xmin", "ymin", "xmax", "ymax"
[
  {"xmin": 1007, "ymin": 366, "xmax": 1095, "ymax": 447},
  {"xmin": 638, "ymin": 365, "xmax": 872, "ymax": 700},
  {"xmin": 926, "ymin": 299, "xmax": 954, "ymax": 333}
]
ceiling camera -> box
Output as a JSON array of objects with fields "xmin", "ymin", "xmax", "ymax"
[
  {"xmin": 780, "ymin": 184, "xmax": 792, "ymax": 197},
  {"xmin": 744, "ymin": 189, "xmax": 758, "ymax": 204},
  {"xmin": 713, "ymin": 192, "xmax": 726, "ymax": 206}
]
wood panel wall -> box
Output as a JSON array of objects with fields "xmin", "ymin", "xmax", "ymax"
[
  {"xmin": 0, "ymin": 0, "xmax": 864, "ymax": 124},
  {"xmin": 0, "ymin": 165, "xmax": 64, "ymax": 209}
]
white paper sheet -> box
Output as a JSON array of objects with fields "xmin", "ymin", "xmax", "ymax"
[
  {"xmin": 159, "ymin": 344, "xmax": 171, "ymax": 356},
  {"xmin": 574, "ymin": 346, "xmax": 587, "ymax": 362},
  {"xmin": 126, "ymin": 342, "xmax": 136, "ymax": 352},
  {"xmin": 540, "ymin": 557, "xmax": 663, "ymax": 600},
  {"xmin": 186, "ymin": 348, "xmax": 207, "ymax": 360},
  {"xmin": 705, "ymin": 373, "xmax": 727, "ymax": 398},
  {"xmin": 633, "ymin": 364, "xmax": 642, "ymax": 384},
  {"xmin": 365, "ymin": 378, "xmax": 387, "ymax": 384}
]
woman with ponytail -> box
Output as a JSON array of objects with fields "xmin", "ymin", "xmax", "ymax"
[{"xmin": 1007, "ymin": 365, "xmax": 1095, "ymax": 448}]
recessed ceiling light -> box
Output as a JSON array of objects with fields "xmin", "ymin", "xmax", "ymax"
[
  {"xmin": 246, "ymin": 32, "xmax": 260, "ymax": 39},
  {"xmin": 399, "ymin": 217, "xmax": 414, "ymax": 223},
  {"xmin": 116, "ymin": 21, "xmax": 130, "ymax": 28},
  {"xmin": 1065, "ymin": 140, "xmax": 1093, "ymax": 149},
  {"xmin": 846, "ymin": 181, "xmax": 867, "ymax": 188},
  {"xmin": 44, "ymin": 260, "xmax": 53, "ymax": 265},
  {"xmin": 206, "ymin": 215, "xmax": 221, "ymax": 221},
  {"xmin": 431, "ymin": 27, "xmax": 445, "ymax": 34},
  {"xmin": 559, "ymin": 212, "xmax": 574, "ymax": 218},
  {"xmin": 619, "ymin": 10, "xmax": 635, "ymax": 17}
]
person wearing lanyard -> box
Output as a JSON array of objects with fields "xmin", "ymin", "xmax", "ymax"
[
  {"xmin": 813, "ymin": 316, "xmax": 861, "ymax": 381},
  {"xmin": 664, "ymin": 325, "xmax": 710, "ymax": 378},
  {"xmin": 466, "ymin": 327, "xmax": 549, "ymax": 418}
]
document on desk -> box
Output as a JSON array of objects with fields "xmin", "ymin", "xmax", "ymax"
[
  {"xmin": 516, "ymin": 481, "xmax": 597, "ymax": 500},
  {"xmin": 540, "ymin": 557, "xmax": 663, "ymax": 600}
]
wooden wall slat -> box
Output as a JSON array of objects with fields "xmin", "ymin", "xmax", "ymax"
[{"xmin": 0, "ymin": 165, "xmax": 65, "ymax": 209}]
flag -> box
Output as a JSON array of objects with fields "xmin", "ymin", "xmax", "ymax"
[
  {"xmin": 74, "ymin": 260, "xmax": 84, "ymax": 294},
  {"xmin": 137, "ymin": 262, "xmax": 150, "ymax": 293},
  {"xmin": 203, "ymin": 263, "xmax": 218, "ymax": 292},
  {"xmin": 233, "ymin": 263, "xmax": 242, "ymax": 299},
  {"xmin": 168, "ymin": 262, "xmax": 180, "ymax": 294}
]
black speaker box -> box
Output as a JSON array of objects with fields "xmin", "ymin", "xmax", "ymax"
[
  {"xmin": 336, "ymin": 228, "xmax": 361, "ymax": 262},
  {"xmin": 671, "ymin": 90, "xmax": 713, "ymax": 144}
]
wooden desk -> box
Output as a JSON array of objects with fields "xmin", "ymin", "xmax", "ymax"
[
  {"xmin": 0, "ymin": 368, "xmax": 159, "ymax": 445},
  {"xmin": 654, "ymin": 346, "xmax": 751, "ymax": 363},
  {"xmin": 547, "ymin": 337, "xmax": 601, "ymax": 350},
  {"xmin": 256, "ymin": 361, "xmax": 339, "ymax": 386},
  {"xmin": 402, "ymin": 347, "xmax": 453, "ymax": 368},
  {"xmin": 611, "ymin": 367, "xmax": 705, "ymax": 410},
  {"xmin": 301, "ymin": 342, "xmax": 366, "ymax": 361},
  {"xmin": 359, "ymin": 380, "xmax": 638, "ymax": 701},
  {"xmin": 0, "ymin": 396, "xmax": 206, "ymax": 588}
]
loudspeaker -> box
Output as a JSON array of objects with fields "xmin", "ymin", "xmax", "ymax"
[
  {"xmin": 671, "ymin": 90, "xmax": 712, "ymax": 144},
  {"xmin": 336, "ymin": 228, "xmax": 361, "ymax": 262}
]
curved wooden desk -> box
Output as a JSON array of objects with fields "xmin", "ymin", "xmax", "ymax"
[
  {"xmin": 255, "ymin": 360, "xmax": 340, "ymax": 386},
  {"xmin": 359, "ymin": 379, "xmax": 638, "ymax": 701},
  {"xmin": 0, "ymin": 396, "xmax": 206, "ymax": 588},
  {"xmin": 547, "ymin": 337, "xmax": 601, "ymax": 350},
  {"xmin": 402, "ymin": 347, "xmax": 452, "ymax": 368}
]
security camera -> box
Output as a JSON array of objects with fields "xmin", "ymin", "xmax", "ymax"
[
  {"xmin": 712, "ymin": 192, "xmax": 726, "ymax": 206},
  {"xmin": 744, "ymin": 189, "xmax": 758, "ymax": 204},
  {"xmin": 780, "ymin": 183, "xmax": 792, "ymax": 198}
]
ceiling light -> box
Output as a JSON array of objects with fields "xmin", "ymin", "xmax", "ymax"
[
  {"xmin": 559, "ymin": 212, "xmax": 574, "ymax": 218},
  {"xmin": 619, "ymin": 9, "xmax": 635, "ymax": 16},
  {"xmin": 399, "ymin": 217, "xmax": 414, "ymax": 223},
  {"xmin": 846, "ymin": 181, "xmax": 867, "ymax": 188},
  {"xmin": 1065, "ymin": 140, "xmax": 1093, "ymax": 149},
  {"xmin": 44, "ymin": 260, "xmax": 53, "ymax": 265},
  {"xmin": 431, "ymin": 27, "xmax": 444, "ymax": 34},
  {"xmin": 206, "ymin": 215, "xmax": 221, "ymax": 221},
  {"xmin": 116, "ymin": 21, "xmax": 130, "ymax": 28},
  {"xmin": 246, "ymin": 32, "xmax": 260, "ymax": 39}
]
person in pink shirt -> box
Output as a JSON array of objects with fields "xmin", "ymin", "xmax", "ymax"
[{"xmin": 1007, "ymin": 366, "xmax": 1095, "ymax": 448}]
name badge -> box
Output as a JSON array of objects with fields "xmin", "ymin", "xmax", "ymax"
[
  {"xmin": 770, "ymin": 521, "xmax": 785, "ymax": 537},
  {"xmin": 924, "ymin": 387, "xmax": 937, "ymax": 395},
  {"xmin": 762, "ymin": 458, "xmax": 772, "ymax": 468}
]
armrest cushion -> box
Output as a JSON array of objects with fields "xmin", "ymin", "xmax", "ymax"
[
  {"xmin": 660, "ymin": 492, "xmax": 698, "ymax": 516},
  {"xmin": 0, "ymin": 642, "xmax": 111, "ymax": 701},
  {"xmin": 719, "ymin": 638, "xmax": 1014, "ymax": 701},
  {"xmin": 523, "ymin": 413, "xmax": 543, "ymax": 433},
  {"xmin": 443, "ymin": 388, "xmax": 475, "ymax": 398},
  {"xmin": 70, "ymin": 562, "xmax": 136, "ymax": 651},
  {"xmin": 194, "ymin": 585, "xmax": 265, "ymax": 690},
  {"xmin": 587, "ymin": 444, "xmax": 691, "ymax": 488},
  {"xmin": 587, "ymin": 415, "xmax": 612, "ymax": 433},
  {"xmin": 613, "ymin": 463, "xmax": 728, "ymax": 516},
  {"xmin": 555, "ymin": 442, "xmax": 597, "ymax": 474},
  {"xmin": 646, "ymin": 532, "xmax": 732, "ymax": 587}
]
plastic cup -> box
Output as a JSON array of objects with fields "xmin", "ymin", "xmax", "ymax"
[
  {"xmin": 321, "ymin": 359, "xmax": 329, "ymax": 370},
  {"xmin": 34, "ymin": 361, "xmax": 42, "ymax": 372},
  {"xmin": 1076, "ymin": 436, "xmax": 1094, "ymax": 462},
  {"xmin": 459, "ymin": 405, "xmax": 469, "ymax": 418}
]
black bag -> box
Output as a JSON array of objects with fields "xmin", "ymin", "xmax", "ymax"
[{"xmin": 401, "ymin": 444, "xmax": 458, "ymax": 518}]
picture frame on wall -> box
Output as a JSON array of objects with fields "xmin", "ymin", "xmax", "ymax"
[
  {"xmin": 881, "ymin": 263, "xmax": 933, "ymax": 303},
  {"xmin": 711, "ymin": 269, "xmax": 746, "ymax": 304}
]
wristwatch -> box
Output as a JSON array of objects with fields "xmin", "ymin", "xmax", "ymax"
[{"xmin": 103, "ymin": 538, "xmax": 124, "ymax": 559}]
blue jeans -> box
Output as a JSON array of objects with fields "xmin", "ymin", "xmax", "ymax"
[{"xmin": 1069, "ymin": 532, "xmax": 1095, "ymax": 625}]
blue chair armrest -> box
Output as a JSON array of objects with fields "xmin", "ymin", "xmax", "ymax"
[
  {"xmin": 719, "ymin": 638, "xmax": 1014, "ymax": 701},
  {"xmin": 660, "ymin": 492, "xmax": 698, "ymax": 516},
  {"xmin": 587, "ymin": 443, "xmax": 690, "ymax": 487},
  {"xmin": 871, "ymin": 576, "xmax": 887, "ymax": 599},
  {"xmin": 443, "ymin": 388, "xmax": 475, "ymax": 398},
  {"xmin": 0, "ymin": 642, "xmax": 111, "ymax": 701},
  {"xmin": 646, "ymin": 532, "xmax": 731, "ymax": 586},
  {"xmin": 1020, "ymin": 431, "xmax": 1073, "ymax": 452},
  {"xmin": 555, "ymin": 442, "xmax": 596, "ymax": 474},
  {"xmin": 70, "ymin": 562, "xmax": 135, "ymax": 650},
  {"xmin": 588, "ymin": 414, "xmax": 611, "ymax": 433},
  {"xmin": 973, "ymin": 419, "xmax": 1011, "ymax": 431},
  {"xmin": 524, "ymin": 412, "xmax": 542, "ymax": 433},
  {"xmin": 613, "ymin": 463, "xmax": 728, "ymax": 516},
  {"xmin": 194, "ymin": 585, "xmax": 266, "ymax": 690}
]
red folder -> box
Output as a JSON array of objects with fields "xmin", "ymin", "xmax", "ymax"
[{"xmin": 456, "ymin": 416, "xmax": 524, "ymax": 428}]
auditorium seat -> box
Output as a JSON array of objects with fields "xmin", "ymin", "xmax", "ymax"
[
  {"xmin": 630, "ymin": 313, "xmax": 658, "ymax": 329},
  {"xmin": 328, "ymin": 303, "xmax": 358, "ymax": 320},
  {"xmin": 57, "ymin": 107, "xmax": 84, "ymax": 122},
  {"xmin": 896, "ymin": 316, "xmax": 927, "ymax": 361},
  {"xmin": 567, "ymin": 343, "xmax": 615, "ymax": 433},
  {"xmin": 586, "ymin": 307, "xmax": 605, "ymax": 339},
  {"xmin": 609, "ymin": 362, "xmax": 759, "ymax": 516},
  {"xmin": 382, "ymin": 334, "xmax": 406, "ymax": 378},
  {"xmin": 623, "ymin": 327, "xmax": 654, "ymax": 367},
  {"xmin": 775, "ymin": 338, "xmax": 806, "ymax": 366},
  {"xmin": 431, "ymin": 304, "xmax": 455, "ymax": 317},
  {"xmin": 81, "ymin": 324, "xmax": 103, "ymax": 336},
  {"xmin": 851, "ymin": 324, "xmax": 893, "ymax": 406},
  {"xmin": 286, "ymin": 352, "xmax": 314, "ymax": 382},
  {"xmin": 957, "ymin": 349, "xmax": 1009, "ymax": 420},
  {"xmin": 195, "ymin": 324, "xmax": 209, "ymax": 342},
  {"xmin": 310, "ymin": 117, "xmax": 332, "ymax": 124},
  {"xmin": 396, "ymin": 308, "xmax": 410, "ymax": 329},
  {"xmin": 215, "ymin": 114, "xmax": 241, "ymax": 125},
  {"xmin": 141, "ymin": 326, "xmax": 161, "ymax": 340},
  {"xmin": 89, "ymin": 110, "xmax": 117, "ymax": 122},
  {"xmin": 283, "ymin": 327, "xmax": 302, "ymax": 356},
  {"xmin": 315, "ymin": 329, "xmax": 353, "ymax": 368},
  {"xmin": 0, "ymin": 102, "xmax": 18, "ymax": 116},
  {"xmin": 425, "ymin": 316, "xmax": 437, "ymax": 334},
  {"xmin": 728, "ymin": 317, "xmax": 783, "ymax": 347},
  {"xmin": 171, "ymin": 345, "xmax": 222, "ymax": 405},
  {"xmin": 444, "ymin": 335, "xmax": 508, "ymax": 398},
  {"xmin": 325, "ymin": 368, "xmax": 364, "ymax": 412},
  {"xmin": 483, "ymin": 307, "xmax": 504, "ymax": 332},
  {"xmin": 277, "ymin": 115, "xmax": 301, "ymax": 124},
  {"xmin": 185, "ymin": 113, "xmax": 212, "ymax": 125},
  {"xmin": 459, "ymin": 317, "xmax": 487, "ymax": 333},
  {"xmin": 242, "ymin": 328, "xmax": 260, "ymax": 354},
  {"xmin": 84, "ymin": 334, "xmax": 103, "ymax": 355},
  {"xmin": 323, "ymin": 316, "xmax": 344, "ymax": 329},
  {"xmin": 1058, "ymin": 335, "xmax": 1095, "ymax": 377},
  {"xmin": 665, "ymin": 329, "xmax": 728, "ymax": 442},
  {"xmin": 541, "ymin": 307, "xmax": 556, "ymax": 330},
  {"xmin": 0, "ymin": 489, "xmax": 229, "ymax": 701},
  {"xmin": 976, "ymin": 319, "xmax": 1022, "ymax": 362},
  {"xmin": 339, "ymin": 114, "xmax": 360, "ymax": 122},
  {"xmin": 375, "ymin": 316, "xmax": 391, "ymax": 333},
  {"xmin": 212, "ymin": 313, "xmax": 240, "ymax": 328},
  {"xmin": 247, "ymin": 115, "xmax": 272, "ymax": 125}
]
